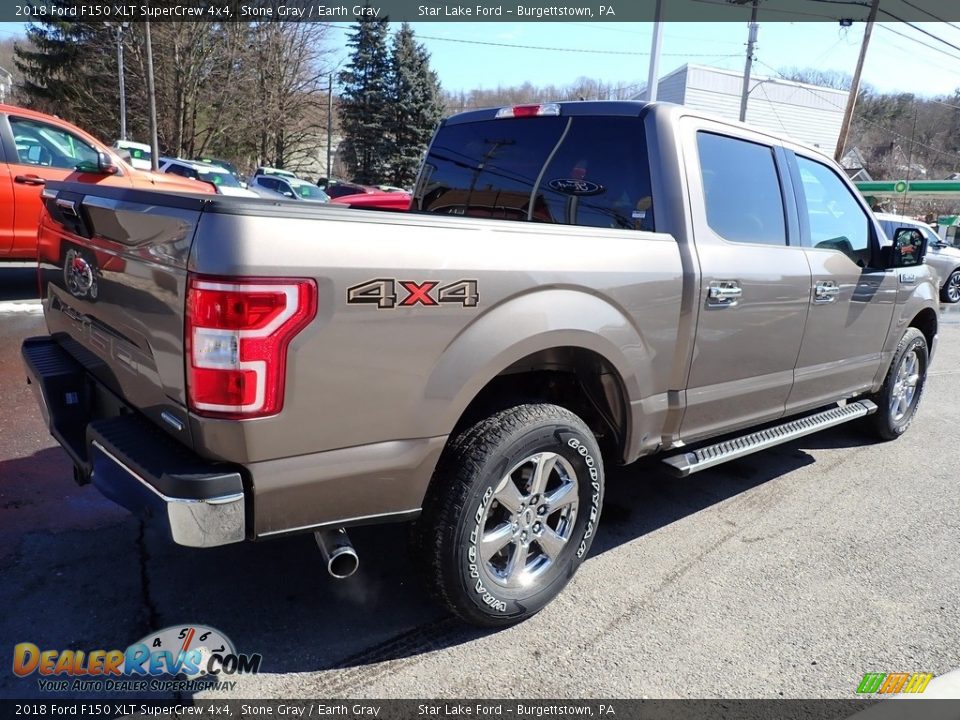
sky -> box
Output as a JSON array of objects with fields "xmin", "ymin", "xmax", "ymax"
[{"xmin": 2, "ymin": 20, "xmax": 960, "ymax": 98}]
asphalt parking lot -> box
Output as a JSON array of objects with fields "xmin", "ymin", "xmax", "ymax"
[{"xmin": 1, "ymin": 263, "xmax": 958, "ymax": 700}]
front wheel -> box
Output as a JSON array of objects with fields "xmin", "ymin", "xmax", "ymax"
[
  {"xmin": 413, "ymin": 404, "xmax": 604, "ymax": 627},
  {"xmin": 869, "ymin": 327, "xmax": 928, "ymax": 441},
  {"xmin": 941, "ymin": 268, "xmax": 960, "ymax": 304}
]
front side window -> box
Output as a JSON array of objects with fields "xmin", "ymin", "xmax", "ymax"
[
  {"xmin": 10, "ymin": 117, "xmax": 99, "ymax": 170},
  {"xmin": 417, "ymin": 115, "xmax": 655, "ymax": 231},
  {"xmin": 697, "ymin": 131, "xmax": 787, "ymax": 246},
  {"xmin": 796, "ymin": 155, "xmax": 871, "ymax": 266}
]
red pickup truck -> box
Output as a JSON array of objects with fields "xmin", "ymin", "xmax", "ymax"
[{"xmin": 0, "ymin": 103, "xmax": 211, "ymax": 261}]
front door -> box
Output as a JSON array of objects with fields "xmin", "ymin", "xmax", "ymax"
[
  {"xmin": 785, "ymin": 151, "xmax": 898, "ymax": 412},
  {"xmin": 6, "ymin": 115, "xmax": 110, "ymax": 258},
  {"xmin": 679, "ymin": 124, "xmax": 811, "ymax": 442}
]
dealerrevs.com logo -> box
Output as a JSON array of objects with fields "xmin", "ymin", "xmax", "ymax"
[{"xmin": 13, "ymin": 625, "xmax": 262, "ymax": 693}]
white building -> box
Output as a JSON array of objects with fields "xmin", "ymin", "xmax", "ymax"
[{"xmin": 635, "ymin": 64, "xmax": 848, "ymax": 152}]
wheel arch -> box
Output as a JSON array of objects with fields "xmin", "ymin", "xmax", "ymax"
[
  {"xmin": 419, "ymin": 288, "xmax": 660, "ymax": 465},
  {"xmin": 909, "ymin": 306, "xmax": 938, "ymax": 358}
]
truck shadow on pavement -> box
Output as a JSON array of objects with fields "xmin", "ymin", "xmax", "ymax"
[
  {"xmin": 0, "ymin": 266, "xmax": 39, "ymax": 302},
  {"xmin": 0, "ymin": 422, "xmax": 874, "ymax": 696}
]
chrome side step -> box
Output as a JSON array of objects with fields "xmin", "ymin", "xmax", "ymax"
[{"xmin": 662, "ymin": 400, "xmax": 877, "ymax": 477}]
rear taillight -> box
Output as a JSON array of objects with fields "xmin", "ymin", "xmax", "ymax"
[
  {"xmin": 495, "ymin": 103, "xmax": 561, "ymax": 119},
  {"xmin": 186, "ymin": 275, "xmax": 317, "ymax": 418}
]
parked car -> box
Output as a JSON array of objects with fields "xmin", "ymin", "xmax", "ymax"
[
  {"xmin": 193, "ymin": 156, "xmax": 245, "ymax": 185},
  {"xmin": 0, "ymin": 103, "xmax": 213, "ymax": 262},
  {"xmin": 321, "ymin": 179, "xmax": 375, "ymax": 199},
  {"xmin": 330, "ymin": 189, "xmax": 411, "ymax": 211},
  {"xmin": 158, "ymin": 158, "xmax": 259, "ymax": 198},
  {"xmin": 249, "ymin": 174, "xmax": 329, "ymax": 202},
  {"xmin": 253, "ymin": 166, "xmax": 297, "ymax": 180},
  {"xmin": 111, "ymin": 140, "xmax": 153, "ymax": 171},
  {"xmin": 24, "ymin": 101, "xmax": 938, "ymax": 627},
  {"xmin": 876, "ymin": 213, "xmax": 960, "ymax": 303}
]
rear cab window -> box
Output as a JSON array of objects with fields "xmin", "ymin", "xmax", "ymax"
[{"xmin": 415, "ymin": 113, "xmax": 655, "ymax": 232}]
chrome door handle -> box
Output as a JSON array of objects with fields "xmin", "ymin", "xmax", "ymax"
[
  {"xmin": 707, "ymin": 281, "xmax": 742, "ymax": 306},
  {"xmin": 814, "ymin": 281, "xmax": 840, "ymax": 303}
]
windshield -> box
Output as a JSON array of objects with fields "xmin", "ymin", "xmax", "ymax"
[
  {"xmin": 291, "ymin": 183, "xmax": 327, "ymax": 200},
  {"xmin": 205, "ymin": 169, "xmax": 241, "ymax": 188}
]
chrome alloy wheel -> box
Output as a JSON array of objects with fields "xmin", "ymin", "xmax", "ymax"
[
  {"xmin": 948, "ymin": 271, "xmax": 960, "ymax": 303},
  {"xmin": 477, "ymin": 452, "xmax": 579, "ymax": 590},
  {"xmin": 890, "ymin": 348, "xmax": 921, "ymax": 423}
]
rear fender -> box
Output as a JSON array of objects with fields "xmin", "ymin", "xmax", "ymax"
[{"xmin": 420, "ymin": 289, "xmax": 662, "ymax": 462}]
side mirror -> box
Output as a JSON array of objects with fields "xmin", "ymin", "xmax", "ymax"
[
  {"xmin": 282, "ymin": 191, "xmax": 294, "ymax": 198},
  {"xmin": 890, "ymin": 227, "xmax": 927, "ymax": 268},
  {"xmin": 98, "ymin": 151, "xmax": 120, "ymax": 175}
]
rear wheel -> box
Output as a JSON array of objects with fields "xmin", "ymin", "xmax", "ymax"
[
  {"xmin": 413, "ymin": 404, "xmax": 604, "ymax": 627},
  {"xmin": 869, "ymin": 328, "xmax": 928, "ymax": 440},
  {"xmin": 941, "ymin": 268, "xmax": 960, "ymax": 304}
]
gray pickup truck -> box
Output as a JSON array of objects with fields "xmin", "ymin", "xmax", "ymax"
[{"xmin": 23, "ymin": 101, "xmax": 938, "ymax": 627}]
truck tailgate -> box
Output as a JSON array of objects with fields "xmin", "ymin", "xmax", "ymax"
[{"xmin": 37, "ymin": 182, "xmax": 210, "ymax": 447}]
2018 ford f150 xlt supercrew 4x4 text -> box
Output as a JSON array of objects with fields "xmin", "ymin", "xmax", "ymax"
[{"xmin": 22, "ymin": 102, "xmax": 938, "ymax": 626}]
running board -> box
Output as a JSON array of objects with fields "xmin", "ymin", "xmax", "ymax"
[{"xmin": 662, "ymin": 400, "xmax": 878, "ymax": 477}]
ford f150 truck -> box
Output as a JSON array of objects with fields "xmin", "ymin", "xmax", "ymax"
[{"xmin": 22, "ymin": 102, "xmax": 938, "ymax": 627}]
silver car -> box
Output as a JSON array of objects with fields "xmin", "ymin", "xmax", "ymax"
[{"xmin": 877, "ymin": 213, "xmax": 960, "ymax": 303}]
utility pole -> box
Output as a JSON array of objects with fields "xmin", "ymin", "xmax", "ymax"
[
  {"xmin": 326, "ymin": 72, "xmax": 334, "ymax": 179},
  {"xmin": 645, "ymin": 0, "xmax": 664, "ymax": 102},
  {"xmin": 834, "ymin": 0, "xmax": 880, "ymax": 162},
  {"xmin": 116, "ymin": 23, "xmax": 128, "ymax": 141},
  {"xmin": 144, "ymin": 20, "xmax": 159, "ymax": 170},
  {"xmin": 738, "ymin": 0, "xmax": 759, "ymax": 122}
]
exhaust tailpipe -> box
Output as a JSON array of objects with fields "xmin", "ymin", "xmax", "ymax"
[{"xmin": 314, "ymin": 527, "xmax": 359, "ymax": 579}]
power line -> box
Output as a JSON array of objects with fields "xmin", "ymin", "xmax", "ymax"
[
  {"xmin": 897, "ymin": 0, "xmax": 960, "ymax": 31},
  {"xmin": 754, "ymin": 58, "xmax": 958, "ymax": 160},
  {"xmin": 876, "ymin": 9, "xmax": 960, "ymax": 54},
  {"xmin": 876, "ymin": 22, "xmax": 960, "ymax": 65},
  {"xmin": 689, "ymin": 0, "xmax": 838, "ymax": 20}
]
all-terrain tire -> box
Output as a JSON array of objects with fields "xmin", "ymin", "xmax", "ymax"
[
  {"xmin": 868, "ymin": 327, "xmax": 928, "ymax": 441},
  {"xmin": 412, "ymin": 404, "xmax": 604, "ymax": 627}
]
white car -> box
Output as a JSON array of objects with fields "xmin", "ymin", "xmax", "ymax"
[
  {"xmin": 112, "ymin": 140, "xmax": 153, "ymax": 171},
  {"xmin": 249, "ymin": 174, "xmax": 330, "ymax": 202},
  {"xmin": 158, "ymin": 158, "xmax": 259, "ymax": 197},
  {"xmin": 876, "ymin": 212, "xmax": 960, "ymax": 303}
]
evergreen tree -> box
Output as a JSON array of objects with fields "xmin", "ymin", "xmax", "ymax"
[
  {"xmin": 387, "ymin": 23, "xmax": 443, "ymax": 188},
  {"xmin": 14, "ymin": 10, "xmax": 119, "ymax": 139},
  {"xmin": 338, "ymin": 15, "xmax": 392, "ymax": 185}
]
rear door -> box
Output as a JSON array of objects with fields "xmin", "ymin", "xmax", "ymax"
[
  {"xmin": 678, "ymin": 120, "xmax": 811, "ymax": 442},
  {"xmin": 784, "ymin": 150, "xmax": 897, "ymax": 411}
]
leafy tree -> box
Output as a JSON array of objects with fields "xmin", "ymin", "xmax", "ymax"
[
  {"xmin": 386, "ymin": 23, "xmax": 443, "ymax": 188},
  {"xmin": 338, "ymin": 14, "xmax": 392, "ymax": 184}
]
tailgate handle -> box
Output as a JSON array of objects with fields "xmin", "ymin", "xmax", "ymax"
[
  {"xmin": 55, "ymin": 198, "xmax": 79, "ymax": 217},
  {"xmin": 14, "ymin": 174, "xmax": 45, "ymax": 186}
]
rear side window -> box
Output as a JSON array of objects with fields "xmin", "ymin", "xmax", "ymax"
[
  {"xmin": 697, "ymin": 132, "xmax": 786, "ymax": 246},
  {"xmin": 416, "ymin": 116, "xmax": 655, "ymax": 231}
]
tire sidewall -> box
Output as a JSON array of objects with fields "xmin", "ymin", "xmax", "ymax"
[
  {"xmin": 883, "ymin": 332, "xmax": 928, "ymax": 437},
  {"xmin": 453, "ymin": 418, "xmax": 603, "ymax": 623},
  {"xmin": 943, "ymin": 269, "xmax": 960, "ymax": 304}
]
